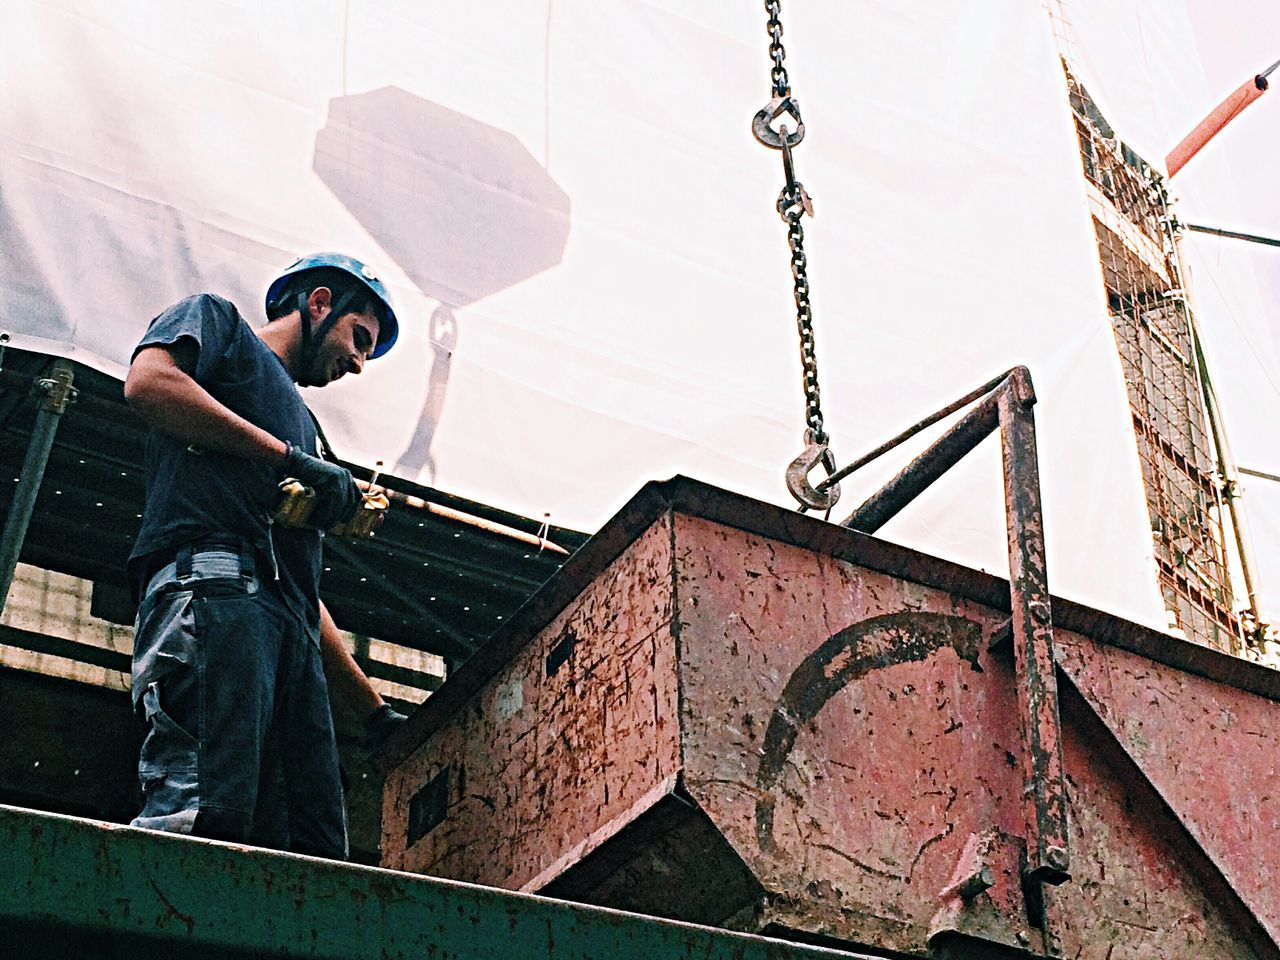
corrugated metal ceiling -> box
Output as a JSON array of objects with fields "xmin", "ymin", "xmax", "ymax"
[{"xmin": 0, "ymin": 347, "xmax": 588, "ymax": 664}]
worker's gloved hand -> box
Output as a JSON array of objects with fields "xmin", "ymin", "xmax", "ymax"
[
  {"xmin": 280, "ymin": 443, "xmax": 362, "ymax": 530},
  {"xmin": 363, "ymin": 703, "xmax": 408, "ymax": 754}
]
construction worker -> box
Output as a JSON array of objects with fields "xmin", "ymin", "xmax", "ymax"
[{"xmin": 123, "ymin": 253, "xmax": 406, "ymax": 858}]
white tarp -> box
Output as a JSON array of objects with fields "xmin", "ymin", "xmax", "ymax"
[{"xmin": 3, "ymin": 0, "xmax": 1202, "ymax": 630}]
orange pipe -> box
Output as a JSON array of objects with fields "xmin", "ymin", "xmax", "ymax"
[
  {"xmin": 355, "ymin": 478, "xmax": 570, "ymax": 555},
  {"xmin": 1166, "ymin": 75, "xmax": 1268, "ymax": 178}
]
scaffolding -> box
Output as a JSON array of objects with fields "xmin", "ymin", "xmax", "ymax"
[{"xmin": 1066, "ymin": 71, "xmax": 1244, "ymax": 653}]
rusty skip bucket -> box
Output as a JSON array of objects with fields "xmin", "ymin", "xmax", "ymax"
[{"xmin": 380, "ymin": 478, "xmax": 1280, "ymax": 960}]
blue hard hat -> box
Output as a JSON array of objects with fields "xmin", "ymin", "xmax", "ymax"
[{"xmin": 265, "ymin": 253, "xmax": 399, "ymax": 359}]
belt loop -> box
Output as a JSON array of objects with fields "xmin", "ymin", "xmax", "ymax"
[
  {"xmin": 175, "ymin": 543, "xmax": 194, "ymax": 580},
  {"xmin": 239, "ymin": 539, "xmax": 254, "ymax": 579}
]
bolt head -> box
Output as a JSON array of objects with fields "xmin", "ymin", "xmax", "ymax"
[{"xmin": 1045, "ymin": 845, "xmax": 1069, "ymax": 872}]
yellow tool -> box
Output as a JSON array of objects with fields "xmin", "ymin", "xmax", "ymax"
[
  {"xmin": 332, "ymin": 488, "xmax": 389, "ymax": 538},
  {"xmin": 273, "ymin": 462, "xmax": 389, "ymax": 538}
]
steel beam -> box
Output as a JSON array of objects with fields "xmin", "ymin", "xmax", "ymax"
[
  {"xmin": 0, "ymin": 804, "xmax": 874, "ymax": 960},
  {"xmin": 840, "ymin": 384, "xmax": 1001, "ymax": 534},
  {"xmin": 836, "ymin": 365, "xmax": 1070, "ymax": 889},
  {"xmin": 0, "ymin": 360, "xmax": 76, "ymax": 616},
  {"xmin": 997, "ymin": 368, "xmax": 1069, "ymax": 886}
]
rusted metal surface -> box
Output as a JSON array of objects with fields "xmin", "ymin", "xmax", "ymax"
[
  {"xmin": 383, "ymin": 478, "xmax": 1280, "ymax": 957},
  {"xmin": 997, "ymin": 369, "xmax": 1069, "ymax": 886},
  {"xmin": 373, "ymin": 476, "xmax": 1071, "ymax": 776},
  {"xmin": 842, "ymin": 365, "xmax": 1069, "ymax": 887},
  {"xmin": 1, "ymin": 804, "xmax": 877, "ymax": 960},
  {"xmin": 1054, "ymin": 629, "xmax": 1280, "ymax": 946},
  {"xmin": 928, "ymin": 830, "xmax": 1046, "ymax": 954},
  {"xmin": 671, "ymin": 513, "xmax": 1024, "ymax": 952},
  {"xmin": 1047, "ymin": 677, "xmax": 1279, "ymax": 959},
  {"xmin": 382, "ymin": 516, "xmax": 680, "ymax": 888}
]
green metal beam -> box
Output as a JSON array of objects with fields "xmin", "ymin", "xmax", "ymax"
[{"xmin": 2, "ymin": 804, "xmax": 871, "ymax": 960}]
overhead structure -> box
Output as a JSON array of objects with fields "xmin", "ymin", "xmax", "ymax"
[
  {"xmin": 1, "ymin": 1, "xmax": 1181, "ymax": 633},
  {"xmin": 1064, "ymin": 71, "xmax": 1259, "ymax": 652}
]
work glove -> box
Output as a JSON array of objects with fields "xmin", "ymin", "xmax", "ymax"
[
  {"xmin": 363, "ymin": 703, "xmax": 409, "ymax": 755},
  {"xmin": 280, "ymin": 442, "xmax": 363, "ymax": 531}
]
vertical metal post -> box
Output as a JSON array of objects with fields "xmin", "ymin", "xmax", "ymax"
[
  {"xmin": 1191, "ymin": 325, "xmax": 1267, "ymax": 643},
  {"xmin": 1169, "ymin": 227, "xmax": 1260, "ymax": 647},
  {"xmin": 0, "ymin": 360, "xmax": 77, "ymax": 616},
  {"xmin": 997, "ymin": 367, "xmax": 1069, "ymax": 886}
]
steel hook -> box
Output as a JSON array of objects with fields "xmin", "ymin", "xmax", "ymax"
[{"xmin": 786, "ymin": 429, "xmax": 841, "ymax": 512}]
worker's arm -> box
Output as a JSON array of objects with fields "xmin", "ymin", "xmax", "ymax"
[
  {"xmin": 124, "ymin": 339, "xmax": 287, "ymax": 465},
  {"xmin": 319, "ymin": 602, "xmax": 408, "ymax": 752},
  {"xmin": 126, "ymin": 339, "xmax": 359, "ymax": 528},
  {"xmin": 318, "ymin": 599, "xmax": 384, "ymax": 717}
]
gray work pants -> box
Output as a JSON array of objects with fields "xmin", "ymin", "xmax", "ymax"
[{"xmin": 130, "ymin": 539, "xmax": 347, "ymax": 859}]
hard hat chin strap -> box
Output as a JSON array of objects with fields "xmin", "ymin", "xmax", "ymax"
[{"xmin": 295, "ymin": 288, "xmax": 359, "ymax": 387}]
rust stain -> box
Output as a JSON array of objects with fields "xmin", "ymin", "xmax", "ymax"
[
  {"xmin": 145, "ymin": 876, "xmax": 195, "ymax": 936},
  {"xmin": 754, "ymin": 611, "xmax": 982, "ymax": 850}
]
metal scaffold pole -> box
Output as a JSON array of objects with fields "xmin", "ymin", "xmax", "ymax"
[{"xmin": 0, "ymin": 359, "xmax": 77, "ymax": 616}]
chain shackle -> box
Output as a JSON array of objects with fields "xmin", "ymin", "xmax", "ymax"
[{"xmin": 786, "ymin": 428, "xmax": 841, "ymax": 512}]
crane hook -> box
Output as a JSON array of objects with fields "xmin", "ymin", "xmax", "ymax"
[{"xmin": 786, "ymin": 429, "xmax": 841, "ymax": 513}]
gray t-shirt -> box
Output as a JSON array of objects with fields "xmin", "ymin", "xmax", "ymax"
[{"xmin": 128, "ymin": 293, "xmax": 322, "ymax": 631}]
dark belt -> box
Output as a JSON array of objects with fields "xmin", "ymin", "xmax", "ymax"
[{"xmin": 143, "ymin": 538, "xmax": 256, "ymax": 598}]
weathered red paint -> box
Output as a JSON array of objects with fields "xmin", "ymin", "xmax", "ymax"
[
  {"xmin": 998, "ymin": 371, "xmax": 1070, "ymax": 885},
  {"xmin": 382, "ymin": 479, "xmax": 1280, "ymax": 958},
  {"xmin": 382, "ymin": 516, "xmax": 681, "ymax": 890},
  {"xmin": 1054, "ymin": 630, "xmax": 1280, "ymax": 949},
  {"xmin": 844, "ymin": 365, "xmax": 1070, "ymax": 886}
]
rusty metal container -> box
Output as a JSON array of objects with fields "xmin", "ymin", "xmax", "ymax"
[{"xmin": 381, "ymin": 478, "xmax": 1280, "ymax": 958}]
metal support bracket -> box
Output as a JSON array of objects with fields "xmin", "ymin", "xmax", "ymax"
[
  {"xmin": 929, "ymin": 830, "xmax": 1051, "ymax": 956},
  {"xmin": 837, "ymin": 366, "xmax": 1070, "ymax": 894},
  {"xmin": 997, "ymin": 368, "xmax": 1070, "ymax": 888}
]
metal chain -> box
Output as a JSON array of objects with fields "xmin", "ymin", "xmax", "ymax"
[
  {"xmin": 784, "ymin": 197, "xmax": 823, "ymax": 442},
  {"xmin": 753, "ymin": 1, "xmax": 838, "ymax": 512},
  {"xmin": 765, "ymin": 0, "xmax": 790, "ymax": 98}
]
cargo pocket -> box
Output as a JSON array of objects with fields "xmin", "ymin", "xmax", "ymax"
[
  {"xmin": 130, "ymin": 588, "xmax": 201, "ymax": 834},
  {"xmin": 132, "ymin": 588, "xmax": 198, "ymax": 710}
]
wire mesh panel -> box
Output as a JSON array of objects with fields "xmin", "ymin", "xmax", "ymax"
[{"xmin": 1067, "ymin": 71, "xmax": 1242, "ymax": 653}]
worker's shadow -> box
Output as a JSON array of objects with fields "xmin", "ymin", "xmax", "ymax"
[{"xmin": 314, "ymin": 86, "xmax": 571, "ymax": 480}]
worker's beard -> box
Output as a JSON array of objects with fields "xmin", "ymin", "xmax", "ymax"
[{"xmin": 298, "ymin": 342, "xmax": 331, "ymax": 388}]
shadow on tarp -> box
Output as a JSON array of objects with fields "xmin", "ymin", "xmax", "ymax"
[{"xmin": 314, "ymin": 87, "xmax": 571, "ymax": 478}]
